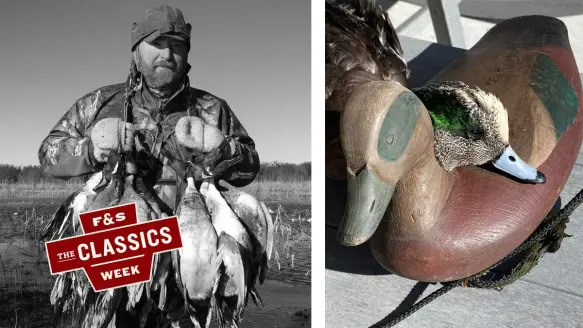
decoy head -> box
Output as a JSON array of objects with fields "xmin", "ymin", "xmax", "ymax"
[
  {"xmin": 336, "ymin": 80, "xmax": 433, "ymax": 246},
  {"xmin": 411, "ymin": 81, "xmax": 546, "ymax": 183}
]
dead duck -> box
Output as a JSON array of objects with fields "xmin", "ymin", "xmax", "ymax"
[
  {"xmin": 325, "ymin": 0, "xmax": 410, "ymax": 181},
  {"xmin": 47, "ymin": 117, "xmax": 173, "ymax": 328},
  {"xmin": 327, "ymin": 1, "xmax": 582, "ymax": 282},
  {"xmin": 46, "ymin": 122, "xmax": 129, "ymax": 328},
  {"xmin": 220, "ymin": 189, "xmax": 275, "ymax": 287},
  {"xmin": 200, "ymin": 179, "xmax": 253, "ymax": 327},
  {"xmin": 174, "ymin": 115, "xmax": 263, "ymax": 326},
  {"xmin": 171, "ymin": 174, "xmax": 222, "ymax": 328}
]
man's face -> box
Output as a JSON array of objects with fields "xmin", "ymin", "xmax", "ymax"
[{"xmin": 135, "ymin": 36, "xmax": 188, "ymax": 89}]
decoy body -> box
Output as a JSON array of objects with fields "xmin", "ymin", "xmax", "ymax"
[{"xmin": 326, "ymin": 0, "xmax": 582, "ymax": 282}]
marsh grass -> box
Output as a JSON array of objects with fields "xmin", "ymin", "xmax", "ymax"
[
  {"xmin": 0, "ymin": 180, "xmax": 311, "ymax": 203},
  {"xmin": 267, "ymin": 204, "xmax": 311, "ymax": 285},
  {"xmin": 0, "ymin": 207, "xmax": 53, "ymax": 328},
  {"xmin": 0, "ymin": 189, "xmax": 311, "ymax": 326},
  {"xmin": 0, "ymin": 181, "xmax": 80, "ymax": 199},
  {"xmin": 240, "ymin": 180, "xmax": 310, "ymax": 203}
]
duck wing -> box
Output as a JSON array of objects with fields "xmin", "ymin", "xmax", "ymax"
[
  {"xmin": 134, "ymin": 174, "xmax": 172, "ymax": 308},
  {"xmin": 82, "ymin": 289, "xmax": 123, "ymax": 328},
  {"xmin": 116, "ymin": 174, "xmax": 153, "ymax": 312},
  {"xmin": 42, "ymin": 172, "xmax": 103, "ymax": 241},
  {"xmin": 326, "ymin": 0, "xmax": 409, "ymax": 110},
  {"xmin": 51, "ymin": 272, "xmax": 82, "ymax": 328},
  {"xmin": 50, "ymin": 227, "xmax": 100, "ymax": 327},
  {"xmin": 215, "ymin": 232, "xmax": 247, "ymax": 328},
  {"xmin": 42, "ymin": 191, "xmax": 79, "ymax": 241},
  {"xmin": 259, "ymin": 202, "xmax": 275, "ymax": 284},
  {"xmin": 220, "ymin": 190, "xmax": 268, "ymax": 285}
]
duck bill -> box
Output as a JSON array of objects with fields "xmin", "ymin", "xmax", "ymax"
[
  {"xmin": 337, "ymin": 167, "xmax": 396, "ymax": 246},
  {"xmin": 493, "ymin": 145, "xmax": 546, "ymax": 184}
]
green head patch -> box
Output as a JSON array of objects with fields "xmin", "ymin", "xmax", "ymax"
[{"xmin": 411, "ymin": 81, "xmax": 510, "ymax": 171}]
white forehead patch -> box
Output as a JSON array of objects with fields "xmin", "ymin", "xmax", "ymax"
[{"xmin": 470, "ymin": 88, "xmax": 509, "ymax": 143}]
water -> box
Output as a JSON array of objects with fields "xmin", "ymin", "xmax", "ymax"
[
  {"xmin": 267, "ymin": 242, "xmax": 311, "ymax": 286},
  {"xmin": 0, "ymin": 238, "xmax": 53, "ymax": 289}
]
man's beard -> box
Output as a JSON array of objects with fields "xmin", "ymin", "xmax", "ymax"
[{"xmin": 137, "ymin": 57, "xmax": 185, "ymax": 91}]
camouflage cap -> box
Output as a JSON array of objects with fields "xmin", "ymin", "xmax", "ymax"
[{"xmin": 131, "ymin": 4, "xmax": 191, "ymax": 51}]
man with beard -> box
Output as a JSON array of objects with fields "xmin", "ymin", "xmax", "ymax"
[{"xmin": 38, "ymin": 5, "xmax": 260, "ymax": 211}]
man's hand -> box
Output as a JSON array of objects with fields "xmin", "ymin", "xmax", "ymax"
[
  {"xmin": 175, "ymin": 116, "xmax": 238, "ymax": 175},
  {"xmin": 175, "ymin": 116, "xmax": 228, "ymax": 152},
  {"xmin": 90, "ymin": 118, "xmax": 135, "ymax": 163}
]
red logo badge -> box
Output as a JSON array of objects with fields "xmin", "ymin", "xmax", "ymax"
[{"xmin": 45, "ymin": 203, "xmax": 183, "ymax": 292}]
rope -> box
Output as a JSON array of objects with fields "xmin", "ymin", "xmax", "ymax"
[
  {"xmin": 372, "ymin": 186, "xmax": 583, "ymax": 328},
  {"xmin": 371, "ymin": 282, "xmax": 460, "ymax": 328}
]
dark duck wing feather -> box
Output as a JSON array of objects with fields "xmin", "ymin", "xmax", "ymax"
[
  {"xmin": 325, "ymin": 0, "xmax": 411, "ymax": 180},
  {"xmin": 325, "ymin": 0, "xmax": 410, "ymax": 111},
  {"xmin": 41, "ymin": 171, "xmax": 103, "ymax": 241}
]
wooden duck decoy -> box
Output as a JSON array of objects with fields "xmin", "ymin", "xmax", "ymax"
[{"xmin": 326, "ymin": 0, "xmax": 582, "ymax": 282}]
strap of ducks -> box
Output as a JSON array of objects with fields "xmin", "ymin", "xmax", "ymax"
[{"xmin": 373, "ymin": 188, "xmax": 581, "ymax": 328}]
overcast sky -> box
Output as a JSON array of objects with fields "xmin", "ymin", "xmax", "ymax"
[{"xmin": 0, "ymin": 0, "xmax": 311, "ymax": 166}]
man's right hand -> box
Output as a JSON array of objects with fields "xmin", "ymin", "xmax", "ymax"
[{"xmin": 90, "ymin": 118, "xmax": 135, "ymax": 163}]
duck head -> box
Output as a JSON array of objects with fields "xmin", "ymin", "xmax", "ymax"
[
  {"xmin": 411, "ymin": 81, "xmax": 546, "ymax": 183},
  {"xmin": 336, "ymin": 80, "xmax": 546, "ymax": 247}
]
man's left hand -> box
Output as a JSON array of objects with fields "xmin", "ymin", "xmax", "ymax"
[
  {"xmin": 192, "ymin": 136, "xmax": 234, "ymax": 168},
  {"xmin": 175, "ymin": 116, "xmax": 238, "ymax": 177}
]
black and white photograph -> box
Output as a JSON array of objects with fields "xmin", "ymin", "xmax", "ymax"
[{"xmin": 0, "ymin": 1, "xmax": 311, "ymax": 327}]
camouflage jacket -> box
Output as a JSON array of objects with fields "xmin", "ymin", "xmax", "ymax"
[{"xmin": 38, "ymin": 80, "xmax": 260, "ymax": 209}]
